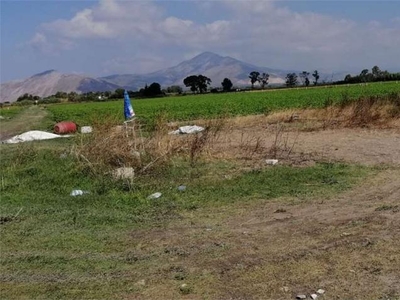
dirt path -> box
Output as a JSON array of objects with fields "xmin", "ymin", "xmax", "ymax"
[
  {"xmin": 125, "ymin": 169, "xmax": 400, "ymax": 299},
  {"xmin": 0, "ymin": 106, "xmax": 48, "ymax": 140},
  {"xmin": 211, "ymin": 125, "xmax": 400, "ymax": 166},
  {"xmin": 122, "ymin": 120, "xmax": 400, "ymax": 299}
]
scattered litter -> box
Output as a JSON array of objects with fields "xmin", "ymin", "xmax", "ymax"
[
  {"xmin": 206, "ymin": 228, "xmax": 212, "ymax": 231},
  {"xmin": 169, "ymin": 125, "xmax": 205, "ymax": 135},
  {"xmin": 54, "ymin": 121, "xmax": 77, "ymax": 134},
  {"xmin": 113, "ymin": 167, "xmax": 135, "ymax": 179},
  {"xmin": 0, "ymin": 115, "xmax": 4, "ymax": 119},
  {"xmin": 296, "ymin": 295, "xmax": 307, "ymax": 299},
  {"xmin": 3, "ymin": 130, "xmax": 70, "ymax": 144},
  {"xmin": 341, "ymin": 232, "xmax": 351, "ymax": 237},
  {"xmin": 316, "ymin": 289, "xmax": 325, "ymax": 295},
  {"xmin": 147, "ymin": 192, "xmax": 162, "ymax": 200},
  {"xmin": 265, "ymin": 159, "xmax": 279, "ymax": 165},
  {"xmin": 178, "ymin": 185, "xmax": 186, "ymax": 191},
  {"xmin": 70, "ymin": 189, "xmax": 89, "ymax": 196},
  {"xmin": 80, "ymin": 126, "xmax": 93, "ymax": 134},
  {"xmin": 311, "ymin": 294, "xmax": 318, "ymax": 299}
]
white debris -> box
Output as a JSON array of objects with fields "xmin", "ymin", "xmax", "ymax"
[
  {"xmin": 178, "ymin": 185, "xmax": 186, "ymax": 191},
  {"xmin": 147, "ymin": 192, "xmax": 162, "ymax": 200},
  {"xmin": 265, "ymin": 159, "xmax": 279, "ymax": 165},
  {"xmin": 0, "ymin": 115, "xmax": 5, "ymax": 119},
  {"xmin": 3, "ymin": 130, "xmax": 69, "ymax": 144},
  {"xmin": 70, "ymin": 190, "xmax": 89, "ymax": 196},
  {"xmin": 316, "ymin": 289, "xmax": 325, "ymax": 295},
  {"xmin": 296, "ymin": 295, "xmax": 307, "ymax": 300},
  {"xmin": 169, "ymin": 125, "xmax": 205, "ymax": 135},
  {"xmin": 311, "ymin": 294, "xmax": 318, "ymax": 299},
  {"xmin": 80, "ymin": 126, "xmax": 93, "ymax": 134}
]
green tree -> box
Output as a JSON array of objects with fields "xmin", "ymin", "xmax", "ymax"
[
  {"xmin": 299, "ymin": 71, "xmax": 310, "ymax": 86},
  {"xmin": 197, "ymin": 75, "xmax": 212, "ymax": 93},
  {"xmin": 166, "ymin": 85, "xmax": 183, "ymax": 94},
  {"xmin": 312, "ymin": 70, "xmax": 320, "ymax": 86},
  {"xmin": 249, "ymin": 71, "xmax": 260, "ymax": 88},
  {"xmin": 113, "ymin": 88, "xmax": 125, "ymax": 98},
  {"xmin": 221, "ymin": 78, "xmax": 233, "ymax": 92},
  {"xmin": 344, "ymin": 74, "xmax": 352, "ymax": 82},
  {"xmin": 259, "ymin": 73, "xmax": 270, "ymax": 89},
  {"xmin": 285, "ymin": 73, "xmax": 298, "ymax": 87},
  {"xmin": 371, "ymin": 66, "xmax": 382, "ymax": 78},
  {"xmin": 183, "ymin": 75, "xmax": 199, "ymax": 93},
  {"xmin": 183, "ymin": 75, "xmax": 211, "ymax": 93}
]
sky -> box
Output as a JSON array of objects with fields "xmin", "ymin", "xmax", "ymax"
[{"xmin": 1, "ymin": 0, "xmax": 400, "ymax": 82}]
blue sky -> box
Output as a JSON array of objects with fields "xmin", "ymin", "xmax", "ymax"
[{"xmin": 1, "ymin": 0, "xmax": 400, "ymax": 82}]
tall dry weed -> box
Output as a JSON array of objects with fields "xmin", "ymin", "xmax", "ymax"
[{"xmin": 73, "ymin": 115, "xmax": 225, "ymax": 177}]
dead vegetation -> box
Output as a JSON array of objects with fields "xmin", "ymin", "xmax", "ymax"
[{"xmin": 73, "ymin": 115, "xmax": 225, "ymax": 177}]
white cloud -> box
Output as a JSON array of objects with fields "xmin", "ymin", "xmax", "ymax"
[{"xmin": 28, "ymin": 0, "xmax": 400, "ymax": 73}]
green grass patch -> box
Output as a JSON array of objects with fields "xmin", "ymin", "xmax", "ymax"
[
  {"xmin": 0, "ymin": 143, "xmax": 373, "ymax": 299},
  {"xmin": 0, "ymin": 106, "xmax": 24, "ymax": 119},
  {"xmin": 46, "ymin": 82, "xmax": 400, "ymax": 126}
]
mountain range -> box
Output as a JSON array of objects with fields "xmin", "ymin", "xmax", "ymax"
[{"xmin": 0, "ymin": 52, "xmax": 346, "ymax": 103}]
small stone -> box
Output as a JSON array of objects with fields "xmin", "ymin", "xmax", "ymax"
[
  {"xmin": 280, "ymin": 286, "xmax": 289, "ymax": 292},
  {"xmin": 296, "ymin": 295, "xmax": 307, "ymax": 299},
  {"xmin": 311, "ymin": 293, "xmax": 318, "ymax": 299},
  {"xmin": 179, "ymin": 283, "xmax": 191, "ymax": 294},
  {"xmin": 147, "ymin": 192, "xmax": 162, "ymax": 200},
  {"xmin": 137, "ymin": 279, "xmax": 145, "ymax": 286},
  {"xmin": 316, "ymin": 289, "xmax": 325, "ymax": 294}
]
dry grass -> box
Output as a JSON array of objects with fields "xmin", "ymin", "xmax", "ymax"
[{"xmin": 72, "ymin": 116, "xmax": 225, "ymax": 177}]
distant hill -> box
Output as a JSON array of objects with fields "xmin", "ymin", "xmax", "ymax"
[
  {"xmin": 0, "ymin": 70, "xmax": 120, "ymax": 103},
  {"xmin": 102, "ymin": 52, "xmax": 290, "ymax": 89},
  {"xmin": 1, "ymin": 52, "xmax": 347, "ymax": 103}
]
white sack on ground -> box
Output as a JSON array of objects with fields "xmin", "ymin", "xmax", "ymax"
[
  {"xmin": 169, "ymin": 125, "xmax": 205, "ymax": 135},
  {"xmin": 3, "ymin": 130, "xmax": 69, "ymax": 144}
]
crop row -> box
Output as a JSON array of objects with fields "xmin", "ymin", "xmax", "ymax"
[{"xmin": 47, "ymin": 82, "xmax": 400, "ymax": 126}]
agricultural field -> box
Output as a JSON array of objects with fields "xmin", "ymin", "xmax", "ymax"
[
  {"xmin": 1, "ymin": 83, "xmax": 400, "ymax": 299},
  {"xmin": 47, "ymin": 82, "xmax": 400, "ymax": 126}
]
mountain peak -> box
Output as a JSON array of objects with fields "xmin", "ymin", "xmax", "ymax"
[
  {"xmin": 190, "ymin": 52, "xmax": 225, "ymax": 62},
  {"xmin": 32, "ymin": 69, "xmax": 57, "ymax": 77}
]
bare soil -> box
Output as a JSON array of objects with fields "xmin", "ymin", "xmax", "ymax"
[{"xmin": 123, "ymin": 116, "xmax": 400, "ymax": 299}]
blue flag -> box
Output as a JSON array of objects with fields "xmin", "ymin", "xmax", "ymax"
[{"xmin": 123, "ymin": 90, "xmax": 135, "ymax": 120}]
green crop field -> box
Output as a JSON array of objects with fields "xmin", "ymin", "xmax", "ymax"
[{"xmin": 47, "ymin": 82, "xmax": 400, "ymax": 126}]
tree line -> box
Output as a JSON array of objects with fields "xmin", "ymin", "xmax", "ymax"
[
  {"xmin": 339, "ymin": 66, "xmax": 400, "ymax": 84},
  {"xmin": 13, "ymin": 65, "xmax": 399, "ymax": 104}
]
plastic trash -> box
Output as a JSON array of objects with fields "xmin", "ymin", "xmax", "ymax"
[
  {"xmin": 81, "ymin": 126, "xmax": 93, "ymax": 134},
  {"xmin": 265, "ymin": 159, "xmax": 279, "ymax": 165},
  {"xmin": 70, "ymin": 189, "xmax": 89, "ymax": 196},
  {"xmin": 169, "ymin": 125, "xmax": 205, "ymax": 135},
  {"xmin": 178, "ymin": 185, "xmax": 186, "ymax": 191},
  {"xmin": 147, "ymin": 192, "xmax": 162, "ymax": 199}
]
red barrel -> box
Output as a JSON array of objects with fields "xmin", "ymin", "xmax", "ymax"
[{"xmin": 54, "ymin": 121, "xmax": 77, "ymax": 134}]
